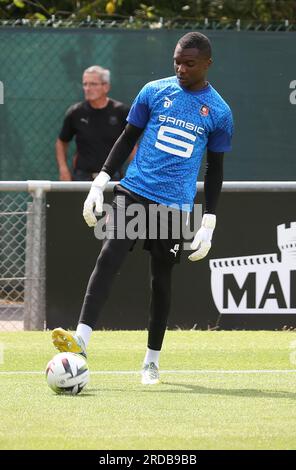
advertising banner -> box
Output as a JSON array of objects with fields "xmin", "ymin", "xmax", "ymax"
[{"xmin": 46, "ymin": 190, "xmax": 296, "ymax": 331}]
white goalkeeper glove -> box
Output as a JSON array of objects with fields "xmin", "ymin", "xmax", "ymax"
[
  {"xmin": 83, "ymin": 171, "xmax": 110, "ymax": 227},
  {"xmin": 188, "ymin": 213, "xmax": 216, "ymax": 262}
]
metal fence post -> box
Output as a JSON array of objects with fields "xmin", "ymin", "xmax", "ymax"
[
  {"xmin": 24, "ymin": 188, "xmax": 46, "ymax": 330},
  {"xmin": 24, "ymin": 201, "xmax": 33, "ymax": 329}
]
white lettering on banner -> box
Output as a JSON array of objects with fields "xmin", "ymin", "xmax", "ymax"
[
  {"xmin": 155, "ymin": 125, "xmax": 196, "ymax": 158},
  {"xmin": 0, "ymin": 81, "xmax": 3, "ymax": 104},
  {"xmin": 289, "ymin": 80, "xmax": 296, "ymax": 104},
  {"xmin": 210, "ymin": 222, "xmax": 296, "ymax": 314}
]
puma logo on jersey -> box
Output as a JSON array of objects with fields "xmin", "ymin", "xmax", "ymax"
[
  {"xmin": 170, "ymin": 244, "xmax": 180, "ymax": 257},
  {"xmin": 164, "ymin": 96, "xmax": 173, "ymax": 108},
  {"xmin": 80, "ymin": 118, "xmax": 89, "ymax": 124}
]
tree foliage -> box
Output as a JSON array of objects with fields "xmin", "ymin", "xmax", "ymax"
[{"xmin": 0, "ymin": 0, "xmax": 295, "ymax": 21}]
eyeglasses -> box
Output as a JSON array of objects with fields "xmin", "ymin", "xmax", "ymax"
[{"xmin": 83, "ymin": 82, "xmax": 106, "ymax": 87}]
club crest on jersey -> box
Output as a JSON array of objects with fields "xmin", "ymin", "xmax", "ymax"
[
  {"xmin": 200, "ymin": 105, "xmax": 209, "ymax": 116},
  {"xmin": 164, "ymin": 96, "xmax": 173, "ymax": 108}
]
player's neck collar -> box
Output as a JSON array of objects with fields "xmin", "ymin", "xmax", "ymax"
[
  {"xmin": 87, "ymin": 97, "xmax": 109, "ymax": 110},
  {"xmin": 177, "ymin": 78, "xmax": 211, "ymax": 95}
]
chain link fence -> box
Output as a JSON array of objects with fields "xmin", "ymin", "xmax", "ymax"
[
  {"xmin": 0, "ymin": 192, "xmax": 30, "ymax": 330},
  {"xmin": 0, "ymin": 187, "xmax": 46, "ymax": 331},
  {"xmin": 0, "ymin": 27, "xmax": 117, "ymax": 181},
  {"xmin": 0, "ymin": 17, "xmax": 295, "ymax": 31},
  {"xmin": 0, "ymin": 21, "xmax": 295, "ymax": 331},
  {"xmin": 0, "ymin": 23, "xmax": 295, "ymax": 182}
]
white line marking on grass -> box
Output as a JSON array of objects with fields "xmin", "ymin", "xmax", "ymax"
[{"xmin": 1, "ymin": 369, "xmax": 296, "ymax": 375}]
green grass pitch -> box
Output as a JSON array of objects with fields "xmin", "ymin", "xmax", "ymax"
[{"xmin": 0, "ymin": 330, "xmax": 296, "ymax": 450}]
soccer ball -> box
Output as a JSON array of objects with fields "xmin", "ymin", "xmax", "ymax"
[{"xmin": 45, "ymin": 352, "xmax": 89, "ymax": 395}]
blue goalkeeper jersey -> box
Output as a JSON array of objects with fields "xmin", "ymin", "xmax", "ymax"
[{"xmin": 120, "ymin": 76, "xmax": 233, "ymax": 211}]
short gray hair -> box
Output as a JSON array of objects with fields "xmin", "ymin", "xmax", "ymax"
[{"xmin": 83, "ymin": 65, "xmax": 110, "ymax": 84}]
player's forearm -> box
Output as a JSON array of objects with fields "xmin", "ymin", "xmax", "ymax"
[
  {"xmin": 56, "ymin": 139, "xmax": 72, "ymax": 181},
  {"xmin": 55, "ymin": 139, "xmax": 69, "ymax": 170},
  {"xmin": 204, "ymin": 151, "xmax": 224, "ymax": 214},
  {"xmin": 102, "ymin": 124, "xmax": 143, "ymax": 177}
]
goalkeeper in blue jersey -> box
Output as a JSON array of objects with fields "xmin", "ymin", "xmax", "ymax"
[{"xmin": 52, "ymin": 31, "xmax": 233, "ymax": 385}]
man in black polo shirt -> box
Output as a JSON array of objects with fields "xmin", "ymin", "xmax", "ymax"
[{"xmin": 56, "ymin": 65, "xmax": 130, "ymax": 181}]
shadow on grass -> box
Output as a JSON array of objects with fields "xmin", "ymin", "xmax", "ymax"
[
  {"xmin": 89, "ymin": 383, "xmax": 296, "ymax": 400},
  {"xmin": 50, "ymin": 388, "xmax": 98, "ymax": 397},
  {"xmin": 155, "ymin": 381, "xmax": 296, "ymax": 399}
]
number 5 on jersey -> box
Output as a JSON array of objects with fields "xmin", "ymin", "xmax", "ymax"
[{"xmin": 155, "ymin": 125, "xmax": 196, "ymax": 158}]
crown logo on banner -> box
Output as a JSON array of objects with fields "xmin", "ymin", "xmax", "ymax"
[{"xmin": 277, "ymin": 222, "xmax": 296, "ymax": 263}]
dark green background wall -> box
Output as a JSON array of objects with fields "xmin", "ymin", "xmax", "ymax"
[{"xmin": 0, "ymin": 29, "xmax": 295, "ymax": 180}]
